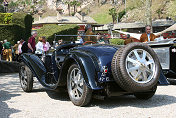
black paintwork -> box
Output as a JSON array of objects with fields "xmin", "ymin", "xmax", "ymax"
[{"xmin": 20, "ymin": 43, "xmax": 168, "ymax": 93}]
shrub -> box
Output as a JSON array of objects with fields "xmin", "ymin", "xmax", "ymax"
[
  {"xmin": 118, "ymin": 10, "xmax": 126, "ymax": 21},
  {"xmin": 0, "ymin": 24, "xmax": 25, "ymax": 45},
  {"xmin": 110, "ymin": 38, "xmax": 124, "ymax": 45},
  {"xmin": 0, "ymin": 12, "xmax": 33, "ymax": 43},
  {"xmin": 0, "ymin": 5, "xmax": 4, "ymax": 13},
  {"xmin": 37, "ymin": 24, "xmax": 79, "ymax": 43},
  {"xmin": 12, "ymin": 12, "xmax": 33, "ymax": 40},
  {"xmin": 0, "ymin": 13, "xmax": 12, "ymax": 24}
]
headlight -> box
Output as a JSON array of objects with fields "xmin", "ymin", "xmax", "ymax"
[{"xmin": 153, "ymin": 47, "xmax": 170, "ymax": 69}]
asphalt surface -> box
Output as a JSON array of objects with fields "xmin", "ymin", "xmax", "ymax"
[{"xmin": 0, "ymin": 73, "xmax": 176, "ymax": 118}]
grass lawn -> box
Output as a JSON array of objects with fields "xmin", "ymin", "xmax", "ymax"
[{"xmin": 89, "ymin": 4, "xmax": 113, "ymax": 24}]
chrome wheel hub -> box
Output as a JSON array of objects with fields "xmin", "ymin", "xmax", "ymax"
[
  {"xmin": 20, "ymin": 67, "xmax": 27, "ymax": 87},
  {"xmin": 69, "ymin": 68, "xmax": 84, "ymax": 100},
  {"xmin": 126, "ymin": 49, "xmax": 156, "ymax": 83}
]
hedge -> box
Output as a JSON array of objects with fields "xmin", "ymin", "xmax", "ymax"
[
  {"xmin": 0, "ymin": 13, "xmax": 12, "ymax": 24},
  {"xmin": 0, "ymin": 24, "xmax": 25, "ymax": 44},
  {"xmin": 0, "ymin": 12, "xmax": 33, "ymax": 44},
  {"xmin": 37, "ymin": 24, "xmax": 79, "ymax": 43},
  {"xmin": 110, "ymin": 38, "xmax": 125, "ymax": 45}
]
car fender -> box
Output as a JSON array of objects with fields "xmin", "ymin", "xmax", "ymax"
[
  {"xmin": 19, "ymin": 53, "xmax": 56, "ymax": 89},
  {"xmin": 59, "ymin": 51, "xmax": 103, "ymax": 90}
]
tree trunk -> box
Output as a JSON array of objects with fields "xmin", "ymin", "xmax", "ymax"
[
  {"xmin": 68, "ymin": 4, "xmax": 70, "ymax": 16},
  {"xmin": 74, "ymin": 5, "xmax": 76, "ymax": 14},
  {"xmin": 145, "ymin": 0, "xmax": 153, "ymax": 32}
]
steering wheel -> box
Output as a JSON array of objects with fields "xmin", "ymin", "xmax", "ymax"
[{"xmin": 83, "ymin": 41, "xmax": 96, "ymax": 45}]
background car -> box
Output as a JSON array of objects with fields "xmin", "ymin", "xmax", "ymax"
[
  {"xmin": 19, "ymin": 42, "xmax": 166, "ymax": 106},
  {"xmin": 147, "ymin": 39, "xmax": 176, "ymax": 84}
]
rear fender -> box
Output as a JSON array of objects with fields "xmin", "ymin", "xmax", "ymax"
[{"xmin": 59, "ymin": 52, "xmax": 103, "ymax": 90}]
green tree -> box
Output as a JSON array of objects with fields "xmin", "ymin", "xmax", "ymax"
[
  {"xmin": 71, "ymin": 0, "xmax": 81, "ymax": 15},
  {"xmin": 65, "ymin": 1, "xmax": 71, "ymax": 16},
  {"xmin": 0, "ymin": 5, "xmax": 4, "ymax": 13},
  {"xmin": 109, "ymin": 8, "xmax": 117, "ymax": 24}
]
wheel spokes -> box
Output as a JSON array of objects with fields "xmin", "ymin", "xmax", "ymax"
[
  {"xmin": 126, "ymin": 49, "xmax": 156, "ymax": 83},
  {"xmin": 133, "ymin": 50, "xmax": 141, "ymax": 61},
  {"xmin": 69, "ymin": 68, "xmax": 84, "ymax": 99}
]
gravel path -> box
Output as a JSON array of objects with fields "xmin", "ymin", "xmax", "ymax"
[{"xmin": 0, "ymin": 73, "xmax": 176, "ymax": 118}]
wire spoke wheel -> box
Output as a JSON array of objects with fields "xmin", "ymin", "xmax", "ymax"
[
  {"xmin": 69, "ymin": 68, "xmax": 84, "ymax": 100},
  {"xmin": 126, "ymin": 49, "xmax": 156, "ymax": 84},
  {"xmin": 19, "ymin": 63, "xmax": 33, "ymax": 92},
  {"xmin": 111, "ymin": 43, "xmax": 160, "ymax": 92},
  {"xmin": 67, "ymin": 64, "xmax": 92, "ymax": 106}
]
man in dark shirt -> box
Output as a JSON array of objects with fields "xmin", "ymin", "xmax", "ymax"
[{"xmin": 28, "ymin": 31, "xmax": 37, "ymax": 53}]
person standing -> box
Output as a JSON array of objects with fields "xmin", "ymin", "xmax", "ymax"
[
  {"xmin": 3, "ymin": 40, "xmax": 12, "ymax": 61},
  {"xmin": 36, "ymin": 37, "xmax": 44, "ymax": 53},
  {"xmin": 140, "ymin": 25, "xmax": 156, "ymax": 42},
  {"xmin": 42, "ymin": 37, "xmax": 51, "ymax": 52},
  {"xmin": 28, "ymin": 31, "xmax": 37, "ymax": 53},
  {"xmin": 0, "ymin": 41, "xmax": 3, "ymax": 61},
  {"xmin": 13, "ymin": 41, "xmax": 20, "ymax": 61},
  {"xmin": 19, "ymin": 39, "xmax": 28, "ymax": 54}
]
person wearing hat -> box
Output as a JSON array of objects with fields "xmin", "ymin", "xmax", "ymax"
[{"xmin": 84, "ymin": 25, "xmax": 97, "ymax": 42}]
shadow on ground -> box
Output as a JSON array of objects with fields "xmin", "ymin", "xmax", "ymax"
[
  {"xmin": 90, "ymin": 94, "xmax": 176, "ymax": 109},
  {"xmin": 46, "ymin": 87, "xmax": 70, "ymax": 101},
  {"xmin": 0, "ymin": 90, "xmax": 21, "ymax": 118}
]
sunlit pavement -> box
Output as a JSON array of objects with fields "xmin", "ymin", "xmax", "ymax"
[{"xmin": 1, "ymin": 73, "xmax": 176, "ymax": 118}]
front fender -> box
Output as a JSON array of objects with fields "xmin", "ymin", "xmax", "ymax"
[
  {"xmin": 61, "ymin": 51, "xmax": 103, "ymax": 90},
  {"xmin": 20, "ymin": 53, "xmax": 54, "ymax": 88}
]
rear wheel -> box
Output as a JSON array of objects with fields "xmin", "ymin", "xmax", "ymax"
[
  {"xmin": 111, "ymin": 43, "xmax": 160, "ymax": 92},
  {"xmin": 134, "ymin": 85, "xmax": 157, "ymax": 99},
  {"xmin": 19, "ymin": 63, "xmax": 33, "ymax": 92},
  {"xmin": 67, "ymin": 64, "xmax": 92, "ymax": 106}
]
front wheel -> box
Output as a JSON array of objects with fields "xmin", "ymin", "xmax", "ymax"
[
  {"xmin": 67, "ymin": 64, "xmax": 92, "ymax": 106},
  {"xmin": 19, "ymin": 63, "xmax": 33, "ymax": 92}
]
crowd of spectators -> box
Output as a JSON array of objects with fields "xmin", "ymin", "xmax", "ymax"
[{"xmin": 0, "ymin": 31, "xmax": 51, "ymax": 62}]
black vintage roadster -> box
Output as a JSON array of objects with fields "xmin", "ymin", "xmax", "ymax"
[{"xmin": 19, "ymin": 42, "xmax": 166, "ymax": 106}]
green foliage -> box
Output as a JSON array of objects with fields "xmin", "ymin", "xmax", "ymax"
[
  {"xmin": 118, "ymin": 10, "xmax": 126, "ymax": 21},
  {"xmin": 12, "ymin": 12, "xmax": 33, "ymax": 40},
  {"xmin": 37, "ymin": 24, "xmax": 79, "ymax": 43},
  {"xmin": 167, "ymin": 1, "xmax": 176, "ymax": 20},
  {"xmin": 0, "ymin": 12, "xmax": 33, "ymax": 43},
  {"xmin": 109, "ymin": 8, "xmax": 117, "ymax": 23},
  {"xmin": 0, "ymin": 24, "xmax": 25, "ymax": 45},
  {"xmin": 0, "ymin": 5, "xmax": 4, "ymax": 13},
  {"xmin": 0, "ymin": 13, "xmax": 12, "ymax": 24},
  {"xmin": 110, "ymin": 38, "xmax": 124, "ymax": 45}
]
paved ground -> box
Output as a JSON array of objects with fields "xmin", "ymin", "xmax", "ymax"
[{"xmin": 0, "ymin": 73, "xmax": 176, "ymax": 118}]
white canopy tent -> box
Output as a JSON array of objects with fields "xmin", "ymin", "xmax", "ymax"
[{"xmin": 115, "ymin": 23, "xmax": 176, "ymax": 40}]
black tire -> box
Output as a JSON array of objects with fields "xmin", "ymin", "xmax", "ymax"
[
  {"xmin": 134, "ymin": 85, "xmax": 157, "ymax": 100},
  {"xmin": 111, "ymin": 42, "xmax": 160, "ymax": 92},
  {"xmin": 67, "ymin": 64, "xmax": 92, "ymax": 106},
  {"xmin": 19, "ymin": 62, "xmax": 33, "ymax": 92}
]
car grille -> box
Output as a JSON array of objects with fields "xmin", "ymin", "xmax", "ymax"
[{"xmin": 153, "ymin": 47, "xmax": 170, "ymax": 69}]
